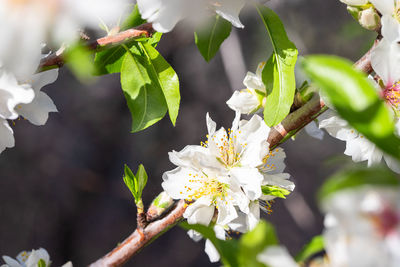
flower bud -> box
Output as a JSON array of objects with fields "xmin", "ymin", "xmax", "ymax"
[
  {"xmin": 146, "ymin": 191, "xmax": 174, "ymax": 221},
  {"xmin": 358, "ymin": 7, "xmax": 381, "ymax": 31}
]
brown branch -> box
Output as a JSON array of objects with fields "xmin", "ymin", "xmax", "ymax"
[
  {"xmin": 88, "ymin": 40, "xmax": 379, "ymax": 267},
  {"xmin": 38, "ymin": 23, "xmax": 155, "ymax": 71},
  {"xmin": 89, "ymin": 200, "xmax": 186, "ymax": 267}
]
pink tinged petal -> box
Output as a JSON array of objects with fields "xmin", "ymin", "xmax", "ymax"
[
  {"xmin": 257, "ymin": 246, "xmax": 299, "ymax": 267},
  {"xmin": 230, "ymin": 167, "xmax": 263, "ymax": 201},
  {"xmin": 214, "ymin": 0, "xmax": 245, "ymax": 28},
  {"xmin": 162, "ymin": 167, "xmax": 202, "ymax": 200},
  {"xmin": 17, "ymin": 91, "xmax": 57, "ymax": 126},
  {"xmin": 0, "ymin": 119, "xmax": 14, "ymax": 154},
  {"xmin": 184, "ymin": 197, "xmax": 214, "ymax": 225},
  {"xmin": 371, "ymin": 38, "xmax": 400, "ymax": 85},
  {"xmin": 369, "ymin": 0, "xmax": 395, "ymax": 15},
  {"xmin": 216, "ymin": 199, "xmax": 238, "ymax": 225}
]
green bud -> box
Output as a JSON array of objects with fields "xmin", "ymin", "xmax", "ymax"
[
  {"xmin": 147, "ymin": 192, "xmax": 174, "ymax": 221},
  {"xmin": 358, "ymin": 7, "xmax": 381, "ymax": 31}
]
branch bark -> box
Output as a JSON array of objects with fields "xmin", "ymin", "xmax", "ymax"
[
  {"xmin": 88, "ymin": 40, "xmax": 379, "ymax": 267},
  {"xmin": 38, "ymin": 23, "xmax": 155, "ymax": 71}
]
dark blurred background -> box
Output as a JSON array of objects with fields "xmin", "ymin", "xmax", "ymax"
[{"xmin": 0, "ymin": 0, "xmax": 376, "ymax": 266}]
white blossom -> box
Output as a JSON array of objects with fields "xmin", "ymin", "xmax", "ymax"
[
  {"xmin": 339, "ymin": 0, "xmax": 368, "ymax": 6},
  {"xmin": 0, "ymin": 0, "xmax": 130, "ymax": 76},
  {"xmin": 137, "ymin": 0, "xmax": 246, "ymax": 33},
  {"xmin": 322, "ymin": 186, "xmax": 400, "ymax": 267},
  {"xmin": 1, "ymin": 248, "xmax": 50, "ymax": 267},
  {"xmin": 227, "ymin": 62, "xmax": 266, "ymax": 115},
  {"xmin": 162, "ymin": 111, "xmax": 293, "ymax": 261},
  {"xmin": 0, "ymin": 57, "xmax": 58, "ymax": 154}
]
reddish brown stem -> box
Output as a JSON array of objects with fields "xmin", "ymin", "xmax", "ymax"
[{"xmin": 38, "ymin": 23, "xmax": 154, "ymax": 71}]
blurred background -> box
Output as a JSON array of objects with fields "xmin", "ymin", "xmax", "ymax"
[{"xmin": 0, "ymin": 0, "xmax": 376, "ymax": 266}]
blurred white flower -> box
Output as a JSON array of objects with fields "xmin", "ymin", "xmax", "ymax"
[
  {"xmin": 227, "ymin": 62, "xmax": 266, "ymax": 115},
  {"xmin": 322, "ymin": 186, "xmax": 400, "ymax": 267},
  {"xmin": 318, "ymin": 110, "xmax": 400, "ymax": 173},
  {"xmin": 369, "ymin": 0, "xmax": 400, "ymax": 42},
  {"xmin": 1, "ymin": 248, "xmax": 50, "ymax": 267},
  {"xmin": 0, "ymin": 0, "xmax": 130, "ymax": 77},
  {"xmin": 257, "ymin": 245, "xmax": 299, "ymax": 267},
  {"xmin": 137, "ymin": 0, "xmax": 246, "ymax": 33},
  {"xmin": 0, "ymin": 57, "xmax": 58, "ymax": 154}
]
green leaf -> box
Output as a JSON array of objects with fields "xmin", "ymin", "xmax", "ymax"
[
  {"xmin": 261, "ymin": 185, "xmax": 291, "ymax": 199},
  {"xmin": 94, "ymin": 45, "xmax": 128, "ymax": 75},
  {"xmin": 318, "ymin": 164, "xmax": 400, "ymax": 202},
  {"xmin": 37, "ymin": 259, "xmax": 47, "ymax": 267},
  {"xmin": 140, "ymin": 42, "xmax": 180, "ymax": 125},
  {"xmin": 238, "ymin": 221, "xmax": 278, "ymax": 267},
  {"xmin": 65, "ymin": 43, "xmax": 95, "ymax": 81},
  {"xmin": 295, "ymin": 235, "xmax": 325, "ymax": 263},
  {"xmin": 135, "ymin": 164, "xmax": 148, "ymax": 199},
  {"xmin": 121, "ymin": 44, "xmax": 168, "ymax": 132},
  {"xmin": 301, "ymin": 55, "xmax": 400, "ymax": 159},
  {"xmin": 180, "ymin": 222, "xmax": 239, "ymax": 267},
  {"xmin": 123, "ymin": 164, "xmax": 138, "ymax": 200},
  {"xmin": 194, "ymin": 15, "xmax": 232, "ymax": 62},
  {"xmin": 256, "ymin": 5, "xmax": 298, "ymax": 126}
]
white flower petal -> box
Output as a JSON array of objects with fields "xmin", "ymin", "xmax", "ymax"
[
  {"xmin": 340, "ymin": 0, "xmax": 368, "ymax": 6},
  {"xmin": 25, "ymin": 248, "xmax": 50, "ymax": 267},
  {"xmin": 17, "ymin": 91, "xmax": 57, "ymax": 126},
  {"xmin": 0, "ymin": 119, "xmax": 14, "ymax": 154},
  {"xmin": 369, "ymin": 0, "xmax": 395, "ymax": 15},
  {"xmin": 216, "ymin": 198, "xmax": 238, "ymax": 225},
  {"xmin": 184, "ymin": 197, "xmax": 214, "ymax": 225},
  {"xmin": 204, "ymin": 239, "xmax": 220, "ymax": 263},
  {"xmin": 206, "ymin": 112, "xmax": 217, "ymax": 137},
  {"xmin": 230, "ymin": 167, "xmax": 263, "ymax": 201},
  {"xmin": 162, "ymin": 167, "xmax": 202, "ymax": 199},
  {"xmin": 2, "ymin": 256, "xmax": 21, "ymax": 267},
  {"xmin": 226, "ymin": 89, "xmax": 260, "ymax": 115},
  {"xmin": 384, "ymin": 155, "xmax": 400, "ymax": 174},
  {"xmin": 214, "ymin": 0, "xmax": 245, "ymax": 28},
  {"xmin": 257, "ymin": 246, "xmax": 299, "ymax": 267},
  {"xmin": 263, "ymin": 173, "xmax": 295, "ymax": 191},
  {"xmin": 247, "ymin": 201, "xmax": 260, "ymax": 230},
  {"xmin": 371, "ymin": 38, "xmax": 400, "ymax": 85},
  {"xmin": 305, "ymin": 121, "xmax": 324, "ymax": 140}
]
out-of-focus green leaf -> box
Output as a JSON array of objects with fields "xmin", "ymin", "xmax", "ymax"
[
  {"xmin": 180, "ymin": 222, "xmax": 240, "ymax": 267},
  {"xmin": 295, "ymin": 235, "xmax": 325, "ymax": 263},
  {"xmin": 238, "ymin": 221, "xmax": 278, "ymax": 267},
  {"xmin": 65, "ymin": 43, "xmax": 95, "ymax": 81},
  {"xmin": 301, "ymin": 55, "xmax": 400, "ymax": 159},
  {"xmin": 318, "ymin": 165, "xmax": 400, "ymax": 202},
  {"xmin": 121, "ymin": 44, "xmax": 168, "ymax": 132},
  {"xmin": 195, "ymin": 15, "xmax": 232, "ymax": 62},
  {"xmin": 256, "ymin": 5, "xmax": 298, "ymax": 126},
  {"xmin": 261, "ymin": 185, "xmax": 291, "ymax": 199},
  {"xmin": 121, "ymin": 4, "xmax": 146, "ymax": 31},
  {"xmin": 37, "ymin": 259, "xmax": 46, "ymax": 267}
]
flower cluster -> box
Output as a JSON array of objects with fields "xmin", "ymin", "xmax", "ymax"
[{"xmin": 163, "ymin": 111, "xmax": 294, "ymax": 261}]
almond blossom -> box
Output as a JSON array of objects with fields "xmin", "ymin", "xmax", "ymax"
[
  {"xmin": 0, "ymin": 60, "xmax": 58, "ymax": 154},
  {"xmin": 162, "ymin": 111, "xmax": 293, "ymax": 262},
  {"xmin": 137, "ymin": 0, "xmax": 246, "ymax": 33},
  {"xmin": 368, "ymin": 0, "xmax": 400, "ymax": 42},
  {"xmin": 227, "ymin": 62, "xmax": 266, "ymax": 115},
  {"xmin": 1, "ymin": 248, "xmax": 72, "ymax": 267}
]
